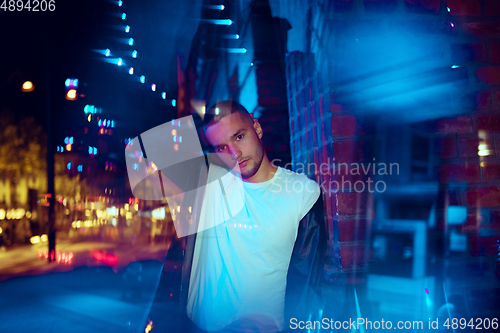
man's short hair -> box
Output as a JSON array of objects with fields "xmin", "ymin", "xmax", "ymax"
[{"xmin": 202, "ymin": 100, "xmax": 253, "ymax": 132}]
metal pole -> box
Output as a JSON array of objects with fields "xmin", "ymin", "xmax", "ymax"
[{"xmin": 44, "ymin": 34, "xmax": 56, "ymax": 262}]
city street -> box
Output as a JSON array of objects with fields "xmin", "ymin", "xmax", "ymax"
[{"xmin": 0, "ymin": 237, "xmax": 177, "ymax": 333}]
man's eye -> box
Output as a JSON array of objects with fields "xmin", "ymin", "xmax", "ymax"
[
  {"xmin": 217, "ymin": 146, "xmax": 226, "ymax": 152},
  {"xmin": 236, "ymin": 134, "xmax": 243, "ymax": 140}
]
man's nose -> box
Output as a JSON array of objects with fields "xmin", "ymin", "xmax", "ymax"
[{"xmin": 228, "ymin": 146, "xmax": 241, "ymax": 160}]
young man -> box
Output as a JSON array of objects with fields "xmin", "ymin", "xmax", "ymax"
[{"xmin": 186, "ymin": 101, "xmax": 321, "ymax": 332}]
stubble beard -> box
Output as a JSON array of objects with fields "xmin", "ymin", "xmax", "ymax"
[{"xmin": 240, "ymin": 144, "xmax": 265, "ymax": 179}]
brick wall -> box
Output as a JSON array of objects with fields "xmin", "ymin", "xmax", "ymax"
[
  {"xmin": 436, "ymin": 0, "xmax": 500, "ymax": 262},
  {"xmin": 286, "ymin": 51, "xmax": 374, "ymax": 280},
  {"xmin": 285, "ymin": 0, "xmax": 500, "ymax": 280}
]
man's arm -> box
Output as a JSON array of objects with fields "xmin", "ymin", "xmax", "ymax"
[{"xmin": 285, "ymin": 193, "xmax": 328, "ymax": 321}]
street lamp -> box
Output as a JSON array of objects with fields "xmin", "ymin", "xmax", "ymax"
[{"xmin": 21, "ymin": 81, "xmax": 35, "ymax": 92}]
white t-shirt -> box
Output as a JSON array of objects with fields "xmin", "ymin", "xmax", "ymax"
[{"xmin": 187, "ymin": 166, "xmax": 320, "ymax": 332}]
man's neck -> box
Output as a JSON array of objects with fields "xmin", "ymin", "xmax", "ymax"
[{"xmin": 243, "ymin": 155, "xmax": 278, "ymax": 183}]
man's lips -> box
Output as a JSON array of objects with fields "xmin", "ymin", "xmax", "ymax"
[{"xmin": 238, "ymin": 159, "xmax": 248, "ymax": 168}]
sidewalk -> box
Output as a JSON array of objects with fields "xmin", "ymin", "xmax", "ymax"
[{"xmin": 0, "ymin": 260, "xmax": 168, "ymax": 333}]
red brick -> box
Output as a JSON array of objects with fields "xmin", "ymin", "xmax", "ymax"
[
  {"xmin": 338, "ymin": 219, "xmax": 368, "ymax": 241},
  {"xmin": 447, "ymin": 0, "xmax": 481, "ymax": 16},
  {"xmin": 466, "ymin": 186, "xmax": 500, "ymax": 207},
  {"xmin": 485, "ymin": 0, "xmax": 500, "ymax": 16},
  {"xmin": 490, "ymin": 210, "xmax": 500, "ymax": 228},
  {"xmin": 477, "ymin": 112, "xmax": 500, "ymax": 132},
  {"xmin": 476, "ymin": 91, "xmax": 493, "ymax": 110},
  {"xmin": 463, "ymin": 22, "xmax": 500, "ymax": 40},
  {"xmin": 451, "ymin": 43, "xmax": 487, "ymax": 62},
  {"xmin": 491, "ymin": 44, "xmax": 500, "ymax": 64},
  {"xmin": 339, "ymin": 243, "xmax": 371, "ymax": 269},
  {"xmin": 468, "ymin": 235, "xmax": 500, "ymax": 256},
  {"xmin": 278, "ymin": 144, "xmax": 289, "ymax": 153},
  {"xmin": 337, "ymin": 192, "xmax": 367, "ymax": 215},
  {"xmin": 484, "ymin": 163, "xmax": 500, "ymax": 181},
  {"xmin": 333, "ymin": 140, "xmax": 366, "ymax": 164},
  {"xmin": 404, "ymin": 0, "xmax": 440, "ymax": 14},
  {"xmin": 436, "ymin": 115, "xmax": 474, "ymax": 134},
  {"xmin": 264, "ymin": 144, "xmax": 276, "ymax": 153},
  {"xmin": 439, "ymin": 137, "xmax": 458, "ymax": 158},
  {"xmin": 331, "ymin": 115, "xmax": 358, "ymax": 137},
  {"xmin": 458, "ymin": 136, "xmax": 480, "ymax": 158},
  {"xmin": 476, "ymin": 67, "xmax": 500, "ymax": 85},
  {"xmin": 439, "ymin": 164, "xmax": 480, "ymax": 183},
  {"xmin": 495, "ymin": 91, "xmax": 500, "ymax": 108},
  {"xmin": 448, "ymin": 188, "xmax": 463, "ymax": 205}
]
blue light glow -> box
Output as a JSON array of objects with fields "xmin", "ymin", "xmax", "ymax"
[
  {"xmin": 105, "ymin": 49, "xmax": 111, "ymax": 57},
  {"xmin": 140, "ymin": 75, "xmax": 145, "ymax": 83},
  {"xmin": 78, "ymin": 165, "xmax": 83, "ymax": 172},
  {"xmin": 451, "ymin": 65, "xmax": 460, "ymax": 69},
  {"xmin": 107, "ymin": 120, "xmax": 110, "ymax": 127},
  {"xmin": 222, "ymin": 34, "xmax": 239, "ymax": 39},
  {"xmin": 132, "ymin": 50, "xmax": 137, "ymax": 58},
  {"xmin": 162, "ymin": 92, "xmax": 166, "ymax": 99},
  {"xmin": 125, "ymin": 25, "xmax": 130, "ymax": 33},
  {"xmin": 204, "ymin": 4, "xmax": 224, "ymax": 10},
  {"xmin": 117, "ymin": 58, "xmax": 123, "ymax": 66},
  {"xmin": 98, "ymin": 120, "xmax": 102, "ymax": 127},
  {"xmin": 179, "ymin": 136, "xmax": 182, "ymax": 143},
  {"xmin": 122, "ymin": 13, "xmax": 126, "ymax": 20},
  {"xmin": 129, "ymin": 67, "xmax": 134, "ymax": 75},
  {"xmin": 223, "ymin": 48, "xmax": 247, "ymax": 53},
  {"xmin": 111, "ymin": 120, "xmax": 115, "ymax": 128},
  {"xmin": 128, "ymin": 38, "xmax": 134, "ymax": 46},
  {"xmin": 447, "ymin": 7, "xmax": 450, "ymax": 12},
  {"xmin": 67, "ymin": 163, "xmax": 71, "ymax": 170},
  {"xmin": 118, "ymin": 1, "xmax": 122, "ymax": 7},
  {"xmin": 205, "ymin": 19, "xmax": 232, "ymax": 25},
  {"xmin": 173, "ymin": 135, "xmax": 176, "ymax": 142},
  {"xmin": 151, "ymin": 84, "xmax": 156, "ymax": 91},
  {"xmin": 172, "ymin": 99, "xmax": 176, "ymax": 107}
]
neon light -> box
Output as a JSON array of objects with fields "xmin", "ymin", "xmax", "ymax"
[
  {"xmin": 117, "ymin": 58, "xmax": 123, "ymax": 66},
  {"xmin": 128, "ymin": 38, "xmax": 134, "ymax": 46},
  {"xmin": 140, "ymin": 75, "xmax": 145, "ymax": 83},
  {"xmin": 129, "ymin": 67, "xmax": 134, "ymax": 75},
  {"xmin": 125, "ymin": 25, "xmax": 130, "ymax": 33},
  {"xmin": 151, "ymin": 84, "xmax": 156, "ymax": 91},
  {"xmin": 122, "ymin": 13, "xmax": 126, "ymax": 20},
  {"xmin": 171, "ymin": 99, "xmax": 176, "ymax": 107},
  {"xmin": 162, "ymin": 92, "xmax": 166, "ymax": 99},
  {"xmin": 205, "ymin": 19, "xmax": 232, "ymax": 25},
  {"xmin": 132, "ymin": 50, "xmax": 137, "ymax": 58},
  {"xmin": 118, "ymin": 1, "xmax": 122, "ymax": 7}
]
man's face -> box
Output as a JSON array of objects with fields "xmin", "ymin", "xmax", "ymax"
[{"xmin": 205, "ymin": 112, "xmax": 265, "ymax": 180}]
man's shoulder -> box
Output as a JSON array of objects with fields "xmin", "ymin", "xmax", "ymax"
[{"xmin": 277, "ymin": 167, "xmax": 318, "ymax": 184}]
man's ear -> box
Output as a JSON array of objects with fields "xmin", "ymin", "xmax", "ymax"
[{"xmin": 253, "ymin": 118, "xmax": 263, "ymax": 140}]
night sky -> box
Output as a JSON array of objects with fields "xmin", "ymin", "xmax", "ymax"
[{"xmin": 0, "ymin": 0, "xmax": 185, "ymax": 144}]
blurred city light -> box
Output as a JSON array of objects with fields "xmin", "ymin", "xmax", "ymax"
[
  {"xmin": 105, "ymin": 48, "xmax": 111, "ymax": 57},
  {"xmin": 132, "ymin": 50, "xmax": 137, "ymax": 58},
  {"xmin": 140, "ymin": 75, "xmax": 145, "ymax": 83},
  {"xmin": 21, "ymin": 81, "xmax": 35, "ymax": 92},
  {"xmin": 172, "ymin": 99, "xmax": 176, "ymax": 107},
  {"xmin": 118, "ymin": 0, "xmax": 122, "ymax": 7},
  {"xmin": 122, "ymin": 13, "xmax": 126, "ymax": 20},
  {"xmin": 129, "ymin": 67, "xmax": 134, "ymax": 75},
  {"xmin": 204, "ymin": 19, "xmax": 232, "ymax": 25},
  {"xmin": 125, "ymin": 25, "xmax": 130, "ymax": 33},
  {"xmin": 151, "ymin": 84, "xmax": 156, "ymax": 91},
  {"xmin": 204, "ymin": 4, "xmax": 224, "ymax": 10},
  {"xmin": 117, "ymin": 58, "xmax": 123, "ymax": 66},
  {"xmin": 162, "ymin": 92, "xmax": 166, "ymax": 99}
]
